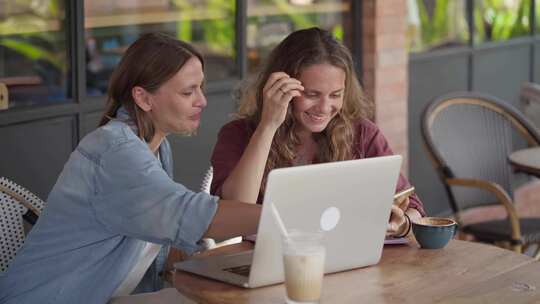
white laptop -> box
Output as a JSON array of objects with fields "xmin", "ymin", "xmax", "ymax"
[{"xmin": 175, "ymin": 155, "xmax": 402, "ymax": 288}]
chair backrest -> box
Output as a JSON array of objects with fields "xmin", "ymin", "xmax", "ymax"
[
  {"xmin": 421, "ymin": 92, "xmax": 540, "ymax": 213},
  {"xmin": 0, "ymin": 177, "xmax": 45, "ymax": 272},
  {"xmin": 200, "ymin": 166, "xmax": 213, "ymax": 194},
  {"xmin": 520, "ymin": 82, "xmax": 540, "ymax": 129}
]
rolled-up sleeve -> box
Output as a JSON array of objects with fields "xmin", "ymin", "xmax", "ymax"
[{"xmin": 90, "ymin": 138, "xmax": 219, "ymax": 254}]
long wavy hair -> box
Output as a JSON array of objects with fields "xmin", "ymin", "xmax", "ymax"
[
  {"xmin": 99, "ymin": 33, "xmax": 204, "ymax": 142},
  {"xmin": 236, "ymin": 27, "xmax": 373, "ymax": 193}
]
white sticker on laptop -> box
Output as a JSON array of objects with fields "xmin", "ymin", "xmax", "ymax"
[{"xmin": 320, "ymin": 207, "xmax": 340, "ymax": 231}]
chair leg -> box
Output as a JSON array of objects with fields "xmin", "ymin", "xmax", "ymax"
[
  {"xmin": 494, "ymin": 241, "xmax": 511, "ymax": 250},
  {"xmin": 455, "ymin": 230, "xmax": 475, "ymax": 241},
  {"xmin": 494, "ymin": 241, "xmax": 522, "ymax": 253},
  {"xmin": 534, "ymin": 245, "xmax": 540, "ymax": 261}
]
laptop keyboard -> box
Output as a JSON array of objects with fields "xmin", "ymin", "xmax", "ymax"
[{"xmin": 223, "ymin": 265, "xmax": 251, "ymax": 277}]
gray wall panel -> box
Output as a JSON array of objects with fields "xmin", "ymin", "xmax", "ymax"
[
  {"xmin": 169, "ymin": 90, "xmax": 236, "ymax": 191},
  {"xmin": 534, "ymin": 42, "xmax": 540, "ymax": 83},
  {"xmin": 408, "ymin": 53, "xmax": 469, "ymax": 216},
  {"xmin": 0, "ymin": 116, "xmax": 76, "ymax": 200},
  {"xmin": 473, "ymin": 45, "xmax": 530, "ymax": 108},
  {"xmin": 81, "ymin": 111, "xmax": 103, "ymax": 138}
]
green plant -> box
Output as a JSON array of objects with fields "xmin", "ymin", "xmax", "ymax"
[
  {"xmin": 171, "ymin": 0, "xmax": 235, "ymax": 56},
  {"xmin": 475, "ymin": 0, "xmax": 531, "ymax": 42},
  {"xmin": 273, "ymin": 0, "xmax": 315, "ymax": 30},
  {"xmin": 0, "ymin": 37, "xmax": 62, "ymax": 70},
  {"xmin": 413, "ymin": 0, "xmax": 469, "ymax": 51},
  {"xmin": 171, "ymin": 0, "xmax": 193, "ymax": 42},
  {"xmin": 0, "ymin": 0, "xmax": 65, "ymax": 73},
  {"xmin": 411, "ymin": 0, "xmax": 531, "ymax": 52},
  {"xmin": 202, "ymin": 0, "xmax": 235, "ymax": 56}
]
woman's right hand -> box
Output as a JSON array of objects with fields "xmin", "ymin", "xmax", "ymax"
[{"xmin": 260, "ymin": 72, "xmax": 304, "ymax": 130}]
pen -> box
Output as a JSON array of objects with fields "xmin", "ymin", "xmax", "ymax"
[{"xmin": 393, "ymin": 187, "xmax": 415, "ymax": 201}]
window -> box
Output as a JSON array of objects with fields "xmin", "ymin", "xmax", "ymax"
[
  {"xmin": 407, "ymin": 0, "xmax": 469, "ymax": 53},
  {"xmin": 407, "ymin": 0, "xmax": 535, "ymax": 53},
  {"xmin": 84, "ymin": 0, "xmax": 236, "ymax": 96},
  {"xmin": 537, "ymin": 0, "xmax": 540, "ymax": 33},
  {"xmin": 474, "ymin": 0, "xmax": 531, "ymax": 43},
  {"xmin": 246, "ymin": 0, "xmax": 352, "ymax": 73},
  {"xmin": 0, "ymin": 0, "xmax": 69, "ymax": 110},
  {"xmin": 0, "ymin": 1, "xmax": 357, "ymax": 106}
]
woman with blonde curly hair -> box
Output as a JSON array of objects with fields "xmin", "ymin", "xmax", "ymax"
[{"xmin": 210, "ymin": 27, "xmax": 424, "ymax": 237}]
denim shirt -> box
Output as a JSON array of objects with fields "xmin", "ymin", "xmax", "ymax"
[{"xmin": 0, "ymin": 116, "xmax": 219, "ymax": 304}]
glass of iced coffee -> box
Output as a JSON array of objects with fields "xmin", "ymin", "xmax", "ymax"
[{"xmin": 282, "ymin": 230, "xmax": 326, "ymax": 304}]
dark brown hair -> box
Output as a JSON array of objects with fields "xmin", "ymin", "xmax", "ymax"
[
  {"xmin": 99, "ymin": 32, "xmax": 204, "ymax": 142},
  {"xmin": 236, "ymin": 27, "xmax": 372, "ymax": 193}
]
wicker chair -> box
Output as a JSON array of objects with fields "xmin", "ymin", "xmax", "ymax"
[
  {"xmin": 0, "ymin": 177, "xmax": 45, "ymax": 272},
  {"xmin": 421, "ymin": 92, "xmax": 540, "ymax": 258},
  {"xmin": 200, "ymin": 166, "xmax": 213, "ymax": 194},
  {"xmin": 520, "ymin": 82, "xmax": 540, "ymax": 130},
  {"xmin": 200, "ymin": 166, "xmax": 241, "ymax": 249},
  {"xmin": 166, "ymin": 165, "xmax": 241, "ymax": 269}
]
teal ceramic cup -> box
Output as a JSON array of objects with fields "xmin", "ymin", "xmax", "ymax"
[{"xmin": 412, "ymin": 217, "xmax": 457, "ymax": 249}]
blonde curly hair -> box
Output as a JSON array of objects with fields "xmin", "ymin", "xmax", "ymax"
[{"xmin": 235, "ymin": 27, "xmax": 373, "ymax": 193}]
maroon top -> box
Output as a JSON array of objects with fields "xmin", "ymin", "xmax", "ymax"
[{"xmin": 210, "ymin": 118, "xmax": 425, "ymax": 216}]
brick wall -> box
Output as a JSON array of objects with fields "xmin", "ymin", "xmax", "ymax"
[{"xmin": 362, "ymin": 0, "xmax": 409, "ymax": 174}]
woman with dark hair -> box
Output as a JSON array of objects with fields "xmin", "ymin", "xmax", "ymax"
[
  {"xmin": 0, "ymin": 33, "xmax": 260, "ymax": 304},
  {"xmin": 210, "ymin": 27, "xmax": 424, "ymax": 237}
]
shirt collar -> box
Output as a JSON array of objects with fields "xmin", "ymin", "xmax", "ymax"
[{"xmin": 116, "ymin": 106, "xmax": 138, "ymax": 135}]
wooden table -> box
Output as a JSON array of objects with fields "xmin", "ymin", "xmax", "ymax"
[
  {"xmin": 509, "ymin": 147, "xmax": 540, "ymax": 178},
  {"xmin": 170, "ymin": 240, "xmax": 540, "ymax": 303}
]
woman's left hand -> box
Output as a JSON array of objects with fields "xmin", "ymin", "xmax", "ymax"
[{"xmin": 386, "ymin": 196, "xmax": 410, "ymax": 237}]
